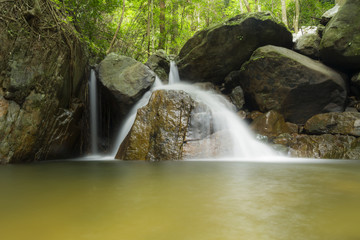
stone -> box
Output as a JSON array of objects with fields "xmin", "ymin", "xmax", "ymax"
[
  {"xmin": 116, "ymin": 90, "xmax": 210, "ymax": 160},
  {"xmin": 320, "ymin": 4, "xmax": 340, "ymax": 26},
  {"xmin": 0, "ymin": 5, "xmax": 89, "ymax": 163},
  {"xmin": 294, "ymin": 33, "xmax": 321, "ymax": 59},
  {"xmin": 249, "ymin": 111, "xmax": 263, "ymax": 120},
  {"xmin": 273, "ymin": 133, "xmax": 360, "ymax": 159},
  {"xmin": 177, "ymin": 12, "xmax": 292, "ymax": 85},
  {"xmin": 145, "ymin": 49, "xmax": 170, "ymax": 82},
  {"xmin": 230, "ymin": 86, "xmax": 245, "ymax": 110},
  {"xmin": 350, "ymin": 72, "xmax": 360, "ymax": 97},
  {"xmin": 229, "ymin": 45, "xmax": 347, "ymax": 124},
  {"xmin": 193, "ymin": 82, "xmax": 221, "ymax": 93},
  {"xmin": 98, "ymin": 53, "xmax": 155, "ymax": 118},
  {"xmin": 182, "ymin": 130, "xmax": 233, "ymax": 159},
  {"xmin": 116, "ymin": 89, "xmax": 238, "ymax": 160},
  {"xmin": 250, "ymin": 110, "xmax": 292, "ymax": 139},
  {"xmin": 304, "ymin": 112, "xmax": 360, "ymax": 137},
  {"xmin": 320, "ymin": 0, "xmax": 360, "ymax": 71}
]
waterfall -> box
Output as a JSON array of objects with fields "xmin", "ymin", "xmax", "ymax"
[
  {"xmin": 89, "ymin": 69, "xmax": 98, "ymax": 154},
  {"xmin": 159, "ymin": 83, "xmax": 277, "ymax": 159},
  {"xmin": 112, "ymin": 62, "xmax": 279, "ymax": 160},
  {"xmin": 168, "ymin": 61, "xmax": 181, "ymax": 84},
  {"xmin": 111, "ymin": 77, "xmax": 164, "ymax": 157}
]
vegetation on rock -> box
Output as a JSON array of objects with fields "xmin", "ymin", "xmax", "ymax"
[{"xmin": 47, "ymin": 0, "xmax": 336, "ymax": 61}]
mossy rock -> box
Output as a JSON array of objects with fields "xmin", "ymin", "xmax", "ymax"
[
  {"xmin": 320, "ymin": 0, "xmax": 360, "ymax": 71},
  {"xmin": 177, "ymin": 12, "xmax": 292, "ymax": 85}
]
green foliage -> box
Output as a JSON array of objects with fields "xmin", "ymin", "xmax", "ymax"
[{"xmin": 52, "ymin": 0, "xmax": 336, "ymax": 62}]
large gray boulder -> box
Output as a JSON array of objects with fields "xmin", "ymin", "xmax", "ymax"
[
  {"xmin": 177, "ymin": 12, "xmax": 292, "ymax": 85},
  {"xmin": 98, "ymin": 53, "xmax": 155, "ymax": 118},
  {"xmin": 145, "ymin": 49, "xmax": 171, "ymax": 82},
  {"xmin": 228, "ymin": 45, "xmax": 347, "ymax": 124},
  {"xmin": 294, "ymin": 33, "xmax": 321, "ymax": 59},
  {"xmin": 320, "ymin": 0, "xmax": 360, "ymax": 71},
  {"xmin": 0, "ymin": 0, "xmax": 89, "ymax": 163}
]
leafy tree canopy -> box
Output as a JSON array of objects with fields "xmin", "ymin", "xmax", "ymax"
[{"xmin": 51, "ymin": 0, "xmax": 335, "ymax": 62}]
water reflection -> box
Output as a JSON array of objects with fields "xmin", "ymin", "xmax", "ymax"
[{"xmin": 0, "ymin": 161, "xmax": 359, "ymax": 240}]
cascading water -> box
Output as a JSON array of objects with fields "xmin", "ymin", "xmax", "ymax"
[
  {"xmin": 89, "ymin": 69, "xmax": 98, "ymax": 154},
  {"xmin": 168, "ymin": 60, "xmax": 181, "ymax": 85},
  {"xmin": 111, "ymin": 76, "xmax": 164, "ymax": 156},
  {"xmin": 112, "ymin": 61, "xmax": 279, "ymax": 160}
]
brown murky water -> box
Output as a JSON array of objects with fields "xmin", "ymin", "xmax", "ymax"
[{"xmin": 0, "ymin": 160, "xmax": 360, "ymax": 240}]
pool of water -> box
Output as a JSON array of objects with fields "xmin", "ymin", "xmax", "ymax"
[{"xmin": 1, "ymin": 160, "xmax": 360, "ymax": 240}]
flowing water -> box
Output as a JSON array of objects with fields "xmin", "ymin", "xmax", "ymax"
[
  {"xmin": 89, "ymin": 69, "xmax": 98, "ymax": 154},
  {"xmin": 1, "ymin": 160, "xmax": 360, "ymax": 240},
  {"xmin": 111, "ymin": 61, "xmax": 277, "ymax": 159}
]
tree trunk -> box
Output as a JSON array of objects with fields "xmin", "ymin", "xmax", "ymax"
[
  {"xmin": 170, "ymin": 0, "xmax": 179, "ymax": 54},
  {"xmin": 158, "ymin": 0, "xmax": 166, "ymax": 50},
  {"xmin": 243, "ymin": 0, "xmax": 251, "ymax": 12},
  {"xmin": 281, "ymin": 0, "xmax": 288, "ymax": 27},
  {"xmin": 147, "ymin": 0, "xmax": 152, "ymax": 56},
  {"xmin": 106, "ymin": 0, "xmax": 126, "ymax": 55},
  {"xmin": 294, "ymin": 0, "xmax": 299, "ymax": 33},
  {"xmin": 151, "ymin": 0, "xmax": 155, "ymax": 50},
  {"xmin": 257, "ymin": 0, "xmax": 261, "ymax": 12},
  {"xmin": 239, "ymin": 0, "xmax": 243, "ymax": 13}
]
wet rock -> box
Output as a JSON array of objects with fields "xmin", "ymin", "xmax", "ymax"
[
  {"xmin": 237, "ymin": 110, "xmax": 247, "ymax": 120},
  {"xmin": 230, "ymin": 45, "xmax": 347, "ymax": 124},
  {"xmin": 249, "ymin": 111, "xmax": 263, "ymax": 120},
  {"xmin": 250, "ymin": 110, "xmax": 293, "ymax": 139},
  {"xmin": 320, "ymin": 0, "xmax": 360, "ymax": 71},
  {"xmin": 304, "ymin": 112, "xmax": 360, "ymax": 137},
  {"xmin": 274, "ymin": 133, "xmax": 360, "ymax": 159},
  {"xmin": 182, "ymin": 130, "xmax": 233, "ymax": 159},
  {"xmin": 230, "ymin": 86, "xmax": 245, "ymax": 110},
  {"xmin": 193, "ymin": 82, "xmax": 220, "ymax": 93},
  {"xmin": 145, "ymin": 49, "xmax": 170, "ymax": 82},
  {"xmin": 41, "ymin": 100, "xmax": 85, "ymax": 159},
  {"xmin": 117, "ymin": 90, "xmax": 211, "ymax": 160},
  {"xmin": 0, "ymin": 6, "xmax": 89, "ymax": 163},
  {"xmin": 98, "ymin": 53, "xmax": 155, "ymax": 118},
  {"xmin": 350, "ymin": 72, "xmax": 360, "ymax": 97},
  {"xmin": 177, "ymin": 12, "xmax": 292, "ymax": 85},
  {"xmin": 116, "ymin": 89, "xmax": 239, "ymax": 160},
  {"xmin": 294, "ymin": 33, "xmax": 321, "ymax": 59}
]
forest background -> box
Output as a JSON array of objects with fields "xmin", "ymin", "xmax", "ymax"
[{"xmin": 52, "ymin": 0, "xmax": 338, "ymax": 62}]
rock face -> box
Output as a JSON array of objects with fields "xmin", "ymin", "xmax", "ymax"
[
  {"xmin": 320, "ymin": 0, "xmax": 360, "ymax": 71},
  {"xmin": 117, "ymin": 90, "xmax": 206, "ymax": 160},
  {"xmin": 116, "ymin": 89, "xmax": 234, "ymax": 160},
  {"xmin": 274, "ymin": 133, "xmax": 360, "ymax": 159},
  {"xmin": 250, "ymin": 110, "xmax": 295, "ymax": 139},
  {"xmin": 350, "ymin": 73, "xmax": 360, "ymax": 96},
  {"xmin": 294, "ymin": 33, "xmax": 321, "ymax": 59},
  {"xmin": 0, "ymin": 0, "xmax": 88, "ymax": 163},
  {"xmin": 230, "ymin": 45, "xmax": 347, "ymax": 124},
  {"xmin": 229, "ymin": 86, "xmax": 245, "ymax": 110},
  {"xmin": 305, "ymin": 112, "xmax": 360, "ymax": 137},
  {"xmin": 98, "ymin": 53, "xmax": 155, "ymax": 118},
  {"xmin": 177, "ymin": 12, "xmax": 293, "ymax": 85},
  {"xmin": 145, "ymin": 50, "xmax": 171, "ymax": 82},
  {"xmin": 320, "ymin": 4, "xmax": 340, "ymax": 26}
]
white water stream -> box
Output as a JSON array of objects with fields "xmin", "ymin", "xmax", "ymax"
[
  {"xmin": 111, "ymin": 61, "xmax": 279, "ymax": 160},
  {"xmin": 89, "ymin": 69, "xmax": 98, "ymax": 154}
]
